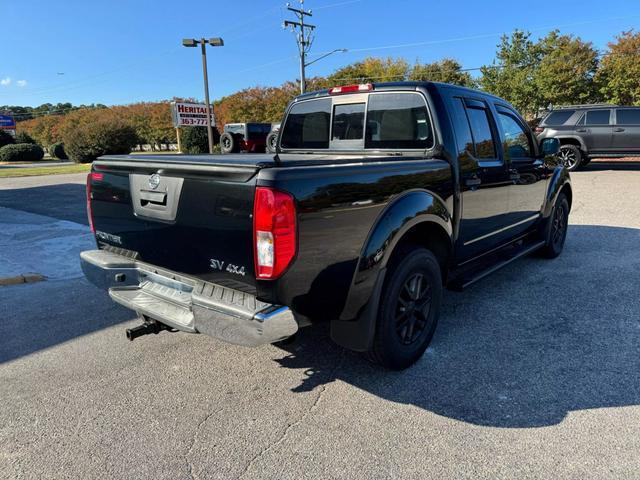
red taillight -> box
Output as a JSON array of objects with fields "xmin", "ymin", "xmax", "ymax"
[
  {"xmin": 329, "ymin": 83, "xmax": 373, "ymax": 95},
  {"xmin": 253, "ymin": 187, "xmax": 297, "ymax": 279},
  {"xmin": 86, "ymin": 172, "xmax": 102, "ymax": 233},
  {"xmin": 534, "ymin": 126, "xmax": 545, "ymax": 134}
]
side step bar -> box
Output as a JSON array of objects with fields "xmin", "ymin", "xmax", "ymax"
[{"xmin": 449, "ymin": 240, "xmax": 545, "ymax": 291}]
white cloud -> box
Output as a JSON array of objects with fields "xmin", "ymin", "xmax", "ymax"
[
  {"xmin": 0, "ymin": 77, "xmax": 10, "ymax": 86},
  {"xmin": 16, "ymin": 80, "xmax": 27, "ymax": 87}
]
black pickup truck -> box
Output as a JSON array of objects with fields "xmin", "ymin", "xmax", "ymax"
[{"xmin": 81, "ymin": 81, "xmax": 570, "ymax": 369}]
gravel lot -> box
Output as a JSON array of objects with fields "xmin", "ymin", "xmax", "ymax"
[{"xmin": 1, "ymin": 162, "xmax": 639, "ymax": 479}]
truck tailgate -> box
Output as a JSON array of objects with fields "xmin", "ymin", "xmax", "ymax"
[{"xmin": 89, "ymin": 154, "xmax": 276, "ymax": 291}]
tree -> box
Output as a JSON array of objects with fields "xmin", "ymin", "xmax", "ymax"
[
  {"xmin": 328, "ymin": 57, "xmax": 409, "ymax": 84},
  {"xmin": 536, "ymin": 31, "xmax": 600, "ymax": 108},
  {"xmin": 63, "ymin": 118, "xmax": 137, "ymax": 163},
  {"xmin": 19, "ymin": 114, "xmax": 64, "ymax": 146},
  {"xmin": 596, "ymin": 30, "xmax": 640, "ymax": 105},
  {"xmin": 181, "ymin": 126, "xmax": 218, "ymax": 154},
  {"xmin": 0, "ymin": 130, "xmax": 15, "ymax": 148},
  {"xmin": 14, "ymin": 131, "xmax": 37, "ymax": 144},
  {"xmin": 479, "ymin": 30, "xmax": 543, "ymax": 119},
  {"xmin": 409, "ymin": 58, "xmax": 475, "ymax": 87}
]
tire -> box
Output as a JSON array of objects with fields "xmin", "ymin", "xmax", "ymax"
[
  {"xmin": 558, "ymin": 144, "xmax": 582, "ymax": 171},
  {"xmin": 266, "ymin": 131, "xmax": 278, "ymax": 153},
  {"xmin": 220, "ymin": 132, "xmax": 237, "ymax": 154},
  {"xmin": 367, "ymin": 247, "xmax": 442, "ymax": 370},
  {"xmin": 539, "ymin": 193, "xmax": 569, "ymax": 259}
]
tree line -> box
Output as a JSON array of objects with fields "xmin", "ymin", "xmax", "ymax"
[{"xmin": 14, "ymin": 29, "xmax": 640, "ymax": 153}]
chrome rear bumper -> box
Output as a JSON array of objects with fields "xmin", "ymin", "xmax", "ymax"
[{"xmin": 80, "ymin": 249, "xmax": 298, "ymax": 347}]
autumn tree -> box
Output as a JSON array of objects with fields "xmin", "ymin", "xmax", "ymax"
[
  {"xmin": 409, "ymin": 58, "xmax": 475, "ymax": 87},
  {"xmin": 328, "ymin": 57, "xmax": 409, "ymax": 84},
  {"xmin": 596, "ymin": 30, "xmax": 640, "ymax": 105}
]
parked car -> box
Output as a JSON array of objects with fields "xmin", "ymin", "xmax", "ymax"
[
  {"xmin": 536, "ymin": 104, "xmax": 640, "ymax": 170},
  {"xmin": 81, "ymin": 81, "xmax": 569, "ymax": 370},
  {"xmin": 220, "ymin": 122, "xmax": 272, "ymax": 154},
  {"xmin": 266, "ymin": 123, "xmax": 281, "ymax": 153}
]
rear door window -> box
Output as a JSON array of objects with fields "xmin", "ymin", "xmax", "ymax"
[
  {"xmin": 281, "ymin": 98, "xmax": 331, "ymax": 149},
  {"xmin": 364, "ymin": 93, "xmax": 433, "ymax": 149},
  {"xmin": 543, "ymin": 110, "xmax": 575, "ymax": 125},
  {"xmin": 616, "ymin": 109, "xmax": 640, "ymax": 125},
  {"xmin": 585, "ymin": 110, "xmax": 612, "ymax": 125},
  {"xmin": 464, "ymin": 101, "xmax": 497, "ymax": 160}
]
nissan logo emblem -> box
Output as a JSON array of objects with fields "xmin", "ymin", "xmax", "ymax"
[{"xmin": 148, "ymin": 173, "xmax": 161, "ymax": 190}]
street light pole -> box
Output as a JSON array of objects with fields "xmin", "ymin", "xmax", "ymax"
[
  {"xmin": 200, "ymin": 38, "xmax": 214, "ymax": 154},
  {"xmin": 182, "ymin": 37, "xmax": 224, "ymax": 154}
]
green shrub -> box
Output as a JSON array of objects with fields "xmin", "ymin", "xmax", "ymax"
[
  {"xmin": 62, "ymin": 120, "xmax": 137, "ymax": 163},
  {"xmin": 49, "ymin": 142, "xmax": 68, "ymax": 160},
  {"xmin": 0, "ymin": 130, "xmax": 15, "ymax": 148},
  {"xmin": 14, "ymin": 131, "xmax": 37, "ymax": 144},
  {"xmin": 0, "ymin": 143, "xmax": 45, "ymax": 162},
  {"xmin": 181, "ymin": 126, "xmax": 220, "ymax": 154}
]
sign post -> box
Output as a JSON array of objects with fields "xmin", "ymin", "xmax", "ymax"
[{"xmin": 175, "ymin": 127, "xmax": 182, "ymax": 153}]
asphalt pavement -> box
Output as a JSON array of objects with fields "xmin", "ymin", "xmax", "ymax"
[{"xmin": 1, "ymin": 164, "xmax": 639, "ymax": 479}]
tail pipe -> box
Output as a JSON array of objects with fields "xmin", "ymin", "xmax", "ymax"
[{"xmin": 126, "ymin": 319, "xmax": 169, "ymax": 341}]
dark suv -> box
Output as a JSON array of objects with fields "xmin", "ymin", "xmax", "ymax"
[
  {"xmin": 220, "ymin": 123, "xmax": 272, "ymax": 154},
  {"xmin": 536, "ymin": 104, "xmax": 640, "ymax": 170}
]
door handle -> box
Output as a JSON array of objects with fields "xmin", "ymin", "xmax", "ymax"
[
  {"xmin": 465, "ymin": 177, "xmax": 481, "ymax": 187},
  {"xmin": 614, "ymin": 127, "xmax": 625, "ymax": 132},
  {"xmin": 575, "ymin": 128, "xmax": 587, "ymax": 133}
]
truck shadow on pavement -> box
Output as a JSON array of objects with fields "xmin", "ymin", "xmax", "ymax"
[
  {"xmin": 274, "ymin": 224, "xmax": 640, "ymax": 428},
  {"xmin": 0, "ymin": 278, "xmax": 134, "ymax": 364},
  {"xmin": 0, "ymin": 183, "xmax": 88, "ymax": 225}
]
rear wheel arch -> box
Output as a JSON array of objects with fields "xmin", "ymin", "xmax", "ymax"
[
  {"xmin": 330, "ymin": 191, "xmax": 453, "ymax": 352},
  {"xmin": 386, "ymin": 220, "xmax": 452, "ymax": 283},
  {"xmin": 559, "ymin": 183, "xmax": 573, "ymax": 212},
  {"xmin": 557, "ymin": 136, "xmax": 586, "ymax": 152}
]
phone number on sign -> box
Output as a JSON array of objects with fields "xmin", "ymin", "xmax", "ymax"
[{"xmin": 179, "ymin": 118, "xmax": 211, "ymax": 126}]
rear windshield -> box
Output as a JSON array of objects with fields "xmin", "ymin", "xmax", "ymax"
[
  {"xmin": 543, "ymin": 110, "xmax": 575, "ymax": 125},
  {"xmin": 280, "ymin": 92, "xmax": 433, "ymax": 150}
]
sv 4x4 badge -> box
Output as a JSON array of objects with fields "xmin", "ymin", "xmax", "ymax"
[{"xmin": 210, "ymin": 258, "xmax": 246, "ymax": 276}]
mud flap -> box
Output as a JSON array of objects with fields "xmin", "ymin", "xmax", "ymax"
[{"xmin": 329, "ymin": 268, "xmax": 386, "ymax": 352}]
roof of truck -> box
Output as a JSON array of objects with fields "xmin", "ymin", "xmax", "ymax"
[{"xmin": 295, "ymin": 80, "xmax": 506, "ymax": 104}]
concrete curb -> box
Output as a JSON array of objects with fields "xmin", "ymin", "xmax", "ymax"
[{"xmin": 0, "ymin": 273, "xmax": 46, "ymax": 286}]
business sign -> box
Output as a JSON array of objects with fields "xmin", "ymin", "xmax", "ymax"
[
  {"xmin": 171, "ymin": 102, "xmax": 215, "ymax": 127},
  {"xmin": 0, "ymin": 114, "xmax": 16, "ymax": 131}
]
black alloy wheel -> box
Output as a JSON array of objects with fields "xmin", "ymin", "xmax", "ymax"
[
  {"xmin": 540, "ymin": 192, "xmax": 569, "ymax": 258},
  {"xmin": 395, "ymin": 272, "xmax": 432, "ymax": 345},
  {"xmin": 550, "ymin": 198, "xmax": 567, "ymax": 249},
  {"xmin": 367, "ymin": 247, "xmax": 442, "ymax": 370}
]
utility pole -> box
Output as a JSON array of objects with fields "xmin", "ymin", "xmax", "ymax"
[
  {"xmin": 284, "ymin": 1, "xmax": 315, "ymax": 94},
  {"xmin": 182, "ymin": 37, "xmax": 224, "ymax": 154}
]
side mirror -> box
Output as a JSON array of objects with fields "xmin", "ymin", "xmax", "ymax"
[{"xmin": 540, "ymin": 137, "xmax": 560, "ymax": 156}]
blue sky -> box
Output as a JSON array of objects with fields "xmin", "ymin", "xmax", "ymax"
[{"xmin": 1, "ymin": 0, "xmax": 639, "ymax": 107}]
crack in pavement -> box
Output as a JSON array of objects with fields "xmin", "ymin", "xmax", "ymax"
[
  {"xmin": 184, "ymin": 406, "xmax": 224, "ymax": 480},
  {"xmin": 236, "ymin": 350, "xmax": 345, "ymax": 480}
]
